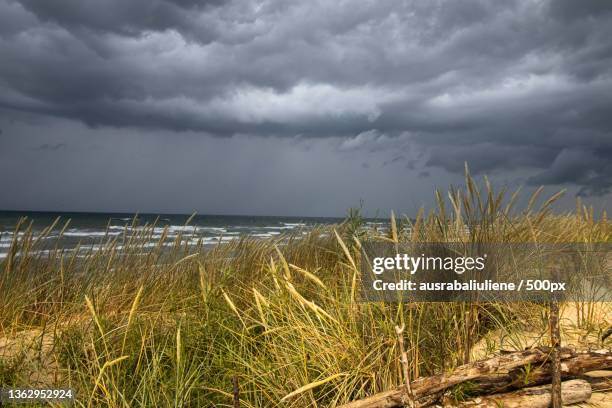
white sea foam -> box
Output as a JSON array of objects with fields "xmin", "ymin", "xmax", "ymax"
[
  {"xmin": 263, "ymin": 226, "xmax": 296, "ymax": 230},
  {"xmin": 0, "ymin": 216, "xmax": 328, "ymax": 259},
  {"xmin": 201, "ymin": 236, "xmax": 238, "ymax": 244},
  {"xmin": 249, "ymin": 233, "xmax": 274, "ymax": 238},
  {"xmin": 168, "ymin": 225, "xmax": 197, "ymax": 233},
  {"xmin": 0, "ymin": 249, "xmax": 52, "ymax": 259},
  {"xmin": 63, "ymin": 230, "xmax": 121, "ymax": 237}
]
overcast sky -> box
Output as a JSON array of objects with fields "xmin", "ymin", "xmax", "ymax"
[{"xmin": 1, "ymin": 0, "xmax": 611, "ymax": 217}]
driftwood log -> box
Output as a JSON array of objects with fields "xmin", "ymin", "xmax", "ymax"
[
  {"xmin": 586, "ymin": 374, "xmax": 611, "ymax": 392},
  {"xmin": 450, "ymin": 379, "xmax": 591, "ymax": 408},
  {"xmin": 338, "ymin": 348, "xmax": 612, "ymax": 408},
  {"xmin": 468, "ymin": 349, "xmax": 612, "ymax": 393}
]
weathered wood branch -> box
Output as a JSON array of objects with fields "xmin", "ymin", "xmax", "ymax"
[
  {"xmin": 395, "ymin": 324, "xmax": 416, "ymax": 408},
  {"xmin": 449, "ymin": 379, "xmax": 591, "ymax": 408},
  {"xmin": 469, "ymin": 349, "xmax": 612, "ymax": 394},
  {"xmin": 549, "ymin": 289, "xmax": 562, "ymax": 408},
  {"xmin": 338, "ymin": 348, "xmax": 611, "ymax": 408},
  {"xmin": 586, "ymin": 375, "xmax": 611, "ymax": 393},
  {"xmin": 339, "ymin": 348, "xmax": 558, "ymax": 408}
]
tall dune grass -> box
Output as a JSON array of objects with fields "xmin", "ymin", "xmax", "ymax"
[{"xmin": 0, "ymin": 172, "xmax": 610, "ymax": 407}]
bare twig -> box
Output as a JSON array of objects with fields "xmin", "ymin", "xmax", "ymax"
[
  {"xmin": 233, "ymin": 375, "xmax": 240, "ymax": 408},
  {"xmin": 395, "ymin": 324, "xmax": 415, "ymax": 408},
  {"xmin": 549, "ymin": 267, "xmax": 562, "ymax": 408}
]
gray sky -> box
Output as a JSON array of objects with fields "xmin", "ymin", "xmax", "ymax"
[{"xmin": 1, "ymin": 0, "xmax": 611, "ymax": 217}]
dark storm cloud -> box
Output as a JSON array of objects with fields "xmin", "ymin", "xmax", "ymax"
[
  {"xmin": 33, "ymin": 142, "xmax": 66, "ymax": 151},
  {"xmin": 17, "ymin": 0, "xmax": 225, "ymax": 41},
  {"xmin": 1, "ymin": 0, "xmax": 612, "ymax": 197},
  {"xmin": 549, "ymin": 0, "xmax": 612, "ymax": 22},
  {"xmin": 528, "ymin": 148, "xmax": 612, "ymax": 197}
]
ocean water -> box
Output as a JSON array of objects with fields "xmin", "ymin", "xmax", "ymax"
[{"xmin": 0, "ymin": 211, "xmax": 387, "ymax": 259}]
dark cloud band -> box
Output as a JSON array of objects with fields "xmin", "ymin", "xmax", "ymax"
[{"xmin": 1, "ymin": 0, "xmax": 611, "ymax": 196}]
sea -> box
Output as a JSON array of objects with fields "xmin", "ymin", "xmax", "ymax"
[{"xmin": 0, "ymin": 211, "xmax": 387, "ymax": 259}]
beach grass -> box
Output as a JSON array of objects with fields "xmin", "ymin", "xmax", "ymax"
[{"xmin": 0, "ymin": 172, "xmax": 610, "ymax": 407}]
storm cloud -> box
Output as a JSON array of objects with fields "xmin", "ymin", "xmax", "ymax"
[{"xmin": 0, "ymin": 0, "xmax": 611, "ymax": 214}]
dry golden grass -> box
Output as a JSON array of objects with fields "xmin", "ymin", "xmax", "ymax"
[{"xmin": 0, "ymin": 170, "xmax": 610, "ymax": 407}]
